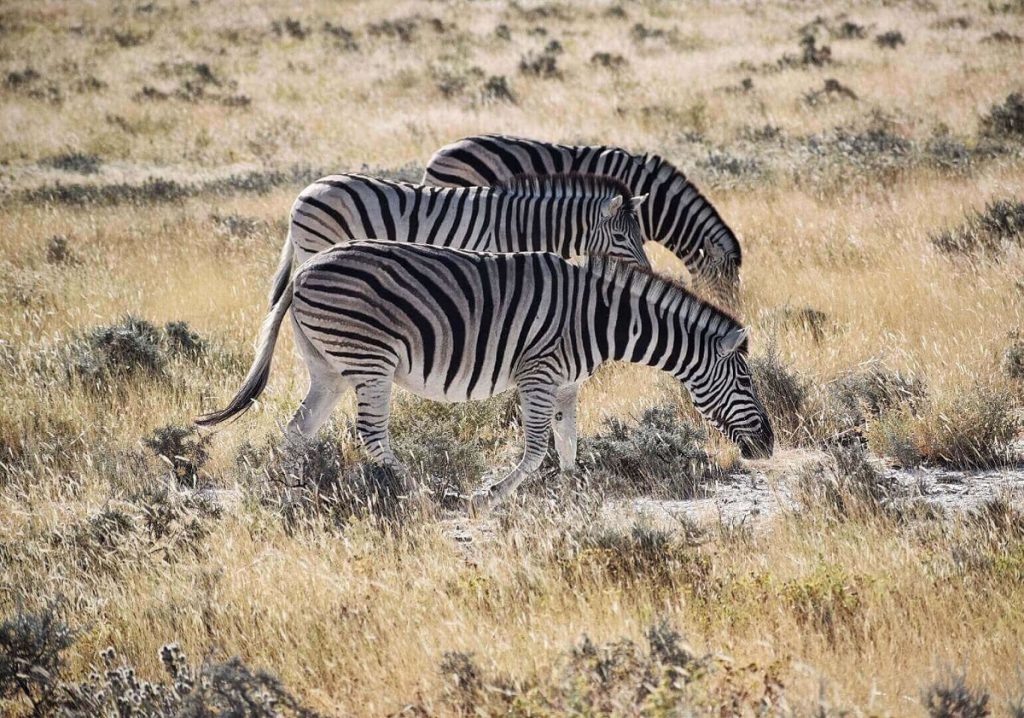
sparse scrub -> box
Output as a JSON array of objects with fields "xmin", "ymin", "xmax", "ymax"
[
  {"xmin": 923, "ymin": 672, "xmax": 991, "ymax": 718},
  {"xmin": 980, "ymin": 92, "xmax": 1024, "ymax": 141},
  {"xmin": 750, "ymin": 349, "xmax": 809, "ymax": 445},
  {"xmin": 931, "ymin": 198, "xmax": 1024, "ymax": 255},
  {"xmin": 577, "ymin": 406, "xmax": 712, "ymax": 497},
  {"xmin": 875, "ymin": 30, "xmax": 906, "ymax": 48},
  {"xmin": 144, "ymin": 424, "xmax": 211, "ymax": 486},
  {"xmin": 40, "ymin": 151, "xmax": 101, "ymax": 175},
  {"xmin": 913, "ymin": 383, "xmax": 1019, "ymax": 469},
  {"xmin": 0, "ymin": 604, "xmax": 75, "ymax": 716}
]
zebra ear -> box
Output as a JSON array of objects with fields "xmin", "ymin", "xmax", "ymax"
[
  {"xmin": 718, "ymin": 327, "xmax": 748, "ymax": 357},
  {"xmin": 631, "ymin": 194, "xmax": 648, "ymax": 211},
  {"xmin": 601, "ymin": 195, "xmax": 623, "ymax": 218}
]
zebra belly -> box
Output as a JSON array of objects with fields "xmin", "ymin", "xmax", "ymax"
[{"xmin": 393, "ymin": 366, "xmax": 517, "ymax": 403}]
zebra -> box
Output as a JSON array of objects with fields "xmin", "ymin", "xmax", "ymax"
[
  {"xmin": 267, "ymin": 172, "xmax": 649, "ymax": 307},
  {"xmin": 197, "ymin": 240, "xmax": 774, "ymax": 514},
  {"xmin": 423, "ymin": 134, "xmax": 742, "ymax": 305}
]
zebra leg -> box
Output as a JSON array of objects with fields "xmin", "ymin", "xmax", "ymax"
[
  {"xmin": 352, "ymin": 375, "xmax": 415, "ymax": 492},
  {"xmin": 469, "ymin": 380, "xmax": 556, "ymax": 516},
  {"xmin": 551, "ymin": 385, "xmax": 579, "ymax": 471},
  {"xmin": 285, "ymin": 375, "xmax": 347, "ymax": 440}
]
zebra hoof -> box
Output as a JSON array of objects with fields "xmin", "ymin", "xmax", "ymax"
[{"xmin": 467, "ymin": 491, "xmax": 491, "ymax": 518}]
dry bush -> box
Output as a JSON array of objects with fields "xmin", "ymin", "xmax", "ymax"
[
  {"xmin": 58, "ymin": 644, "xmax": 320, "ymax": 717},
  {"xmin": 1005, "ymin": 330, "xmax": 1024, "ymax": 380},
  {"xmin": 981, "ymin": 92, "xmax": 1024, "ymax": 141},
  {"xmin": 750, "ymin": 349, "xmax": 809, "ymax": 445},
  {"xmin": 143, "ymin": 424, "xmax": 211, "ymax": 487},
  {"xmin": 0, "ymin": 605, "xmax": 75, "ymax": 716},
  {"xmin": 797, "ymin": 442, "xmax": 898, "ymax": 519},
  {"xmin": 912, "ymin": 383, "xmax": 1019, "ymax": 469},
  {"xmin": 932, "ymin": 198, "xmax": 1024, "ymax": 255},
  {"xmin": 577, "ymin": 406, "xmax": 712, "ymax": 497},
  {"xmin": 923, "ymin": 672, "xmax": 991, "ymax": 718},
  {"xmin": 423, "ymin": 618, "xmax": 785, "ymax": 716}
]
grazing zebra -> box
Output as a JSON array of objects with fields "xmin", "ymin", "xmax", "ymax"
[
  {"xmin": 423, "ymin": 134, "xmax": 742, "ymax": 304},
  {"xmin": 197, "ymin": 240, "xmax": 774, "ymax": 514},
  {"xmin": 267, "ymin": 172, "xmax": 649, "ymax": 307}
]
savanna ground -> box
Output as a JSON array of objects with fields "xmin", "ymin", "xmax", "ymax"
[{"xmin": 2, "ymin": 0, "xmax": 1024, "ymax": 715}]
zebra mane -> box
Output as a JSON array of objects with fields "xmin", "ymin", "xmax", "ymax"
[
  {"xmin": 587, "ymin": 255, "xmax": 745, "ymax": 340},
  {"xmin": 493, "ymin": 173, "xmax": 632, "ymax": 201},
  {"xmin": 637, "ymin": 152, "xmax": 690, "ymax": 185}
]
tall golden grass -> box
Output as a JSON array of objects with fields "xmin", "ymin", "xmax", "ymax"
[{"xmin": 1, "ymin": 0, "xmax": 1022, "ymax": 714}]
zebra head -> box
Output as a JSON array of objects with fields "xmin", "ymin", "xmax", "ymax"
[
  {"xmin": 690, "ymin": 228, "xmax": 742, "ymax": 307},
  {"xmin": 590, "ymin": 193, "xmax": 650, "ymax": 268},
  {"xmin": 688, "ymin": 326, "xmax": 773, "ymax": 460}
]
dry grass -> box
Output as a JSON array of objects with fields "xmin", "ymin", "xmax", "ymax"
[{"xmin": 1, "ymin": 0, "xmax": 1023, "ymax": 715}]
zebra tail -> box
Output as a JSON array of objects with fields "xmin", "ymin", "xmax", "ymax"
[
  {"xmin": 196, "ymin": 280, "xmax": 293, "ymax": 427},
  {"xmin": 268, "ymin": 230, "xmax": 295, "ymax": 308}
]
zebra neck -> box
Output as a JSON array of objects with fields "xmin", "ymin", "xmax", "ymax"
[
  {"xmin": 499, "ymin": 194, "xmax": 585, "ymax": 256},
  {"xmin": 583, "ymin": 274, "xmax": 699, "ymax": 381}
]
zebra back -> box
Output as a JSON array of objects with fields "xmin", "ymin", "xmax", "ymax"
[
  {"xmin": 424, "ymin": 134, "xmax": 742, "ymax": 303},
  {"xmin": 288, "ymin": 171, "xmax": 648, "ymax": 267}
]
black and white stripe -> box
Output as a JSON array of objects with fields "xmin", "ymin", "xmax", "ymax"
[
  {"xmin": 198, "ymin": 241, "xmax": 773, "ymax": 513},
  {"xmin": 267, "ymin": 172, "xmax": 648, "ymax": 307},
  {"xmin": 423, "ymin": 134, "xmax": 742, "ymax": 304}
]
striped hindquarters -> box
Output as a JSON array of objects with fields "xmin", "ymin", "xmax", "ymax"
[{"xmin": 291, "ymin": 242, "xmax": 574, "ymax": 401}]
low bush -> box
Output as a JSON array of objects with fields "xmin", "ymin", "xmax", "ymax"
[
  {"xmin": 798, "ymin": 442, "xmax": 897, "ymax": 519},
  {"xmin": 413, "ymin": 619, "xmax": 784, "ymax": 715},
  {"xmin": 70, "ymin": 315, "xmax": 166, "ymax": 382},
  {"xmin": 60, "ymin": 644, "xmax": 319, "ymax": 717},
  {"xmin": 44, "ymin": 235, "xmax": 78, "ymax": 265},
  {"xmin": 875, "ymin": 30, "xmax": 906, "ymax": 48},
  {"xmin": 577, "ymin": 405, "xmax": 711, "ymax": 497},
  {"xmin": 40, "ymin": 151, "xmax": 101, "ymax": 175},
  {"xmin": 931, "ymin": 198, "xmax": 1024, "ymax": 255},
  {"xmin": 980, "ymin": 91, "xmax": 1024, "ymax": 141},
  {"xmin": 913, "ymin": 383, "xmax": 1019, "ymax": 469},
  {"xmin": 237, "ymin": 426, "xmax": 412, "ymax": 527},
  {"xmin": 0, "ymin": 605, "xmax": 76, "ymax": 716},
  {"xmin": 1005, "ymin": 330, "xmax": 1024, "ymax": 380},
  {"xmin": 143, "ymin": 424, "xmax": 211, "ymax": 486},
  {"xmin": 519, "ymin": 40, "xmax": 563, "ymax": 78},
  {"xmin": 824, "ymin": 362, "xmax": 927, "ymax": 437},
  {"xmin": 750, "ymin": 350, "xmax": 809, "ymax": 445},
  {"xmin": 922, "ymin": 672, "xmax": 990, "ymax": 718},
  {"xmin": 66, "ymin": 316, "xmax": 210, "ymax": 386}
]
